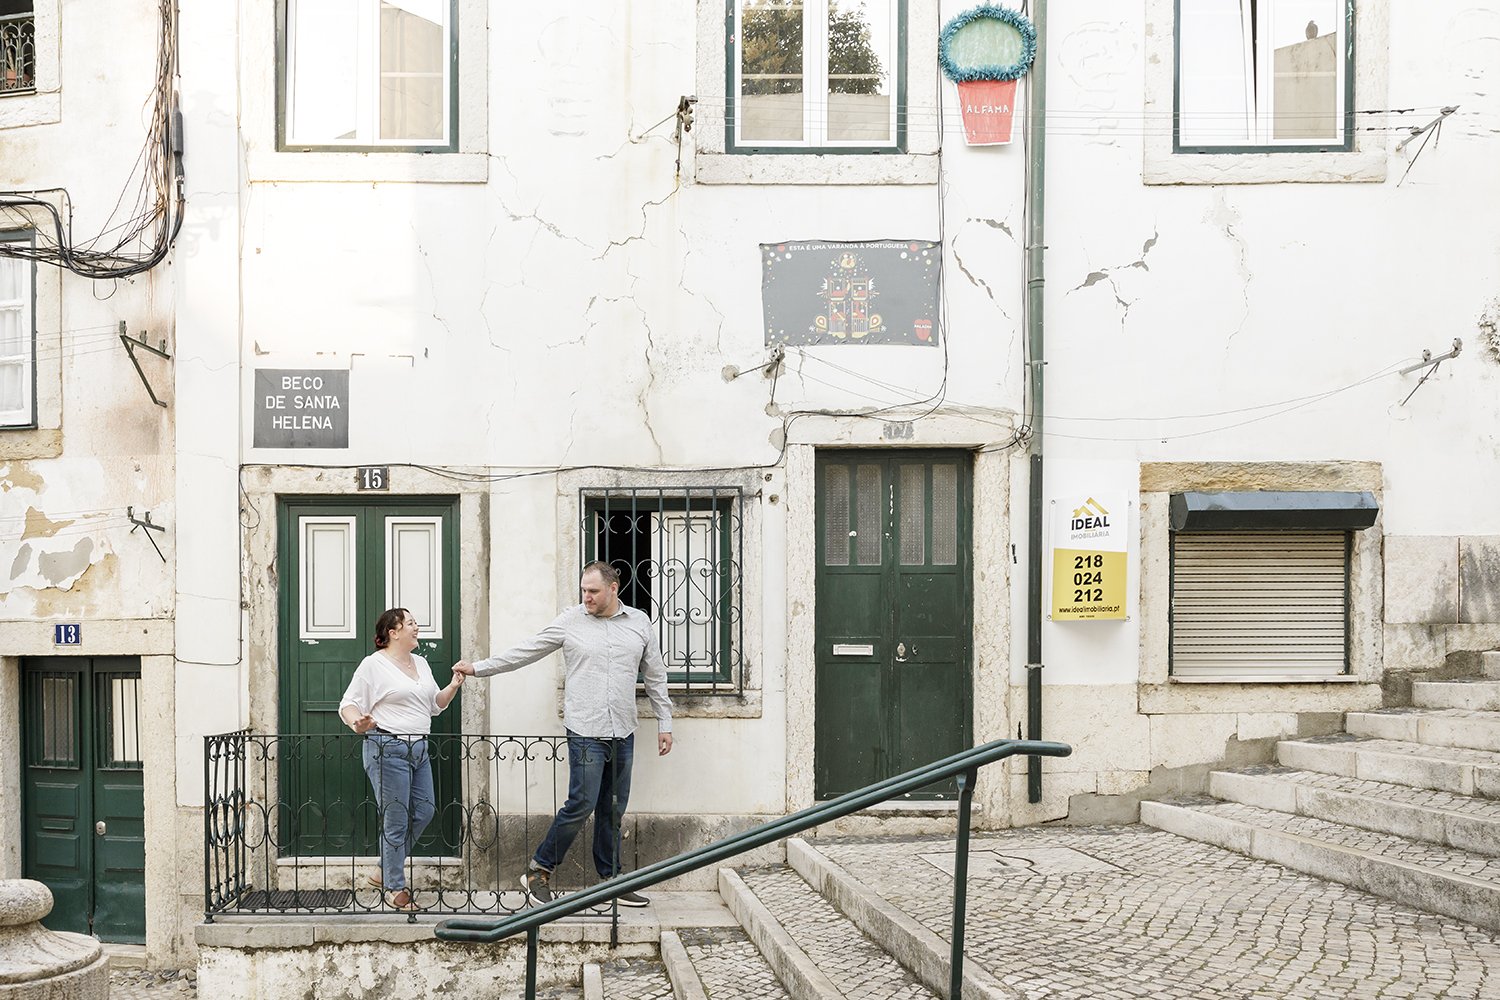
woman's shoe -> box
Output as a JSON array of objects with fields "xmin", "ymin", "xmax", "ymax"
[
  {"xmin": 365, "ymin": 874, "xmax": 383, "ymax": 890},
  {"xmin": 385, "ymin": 888, "xmax": 417, "ymax": 911}
]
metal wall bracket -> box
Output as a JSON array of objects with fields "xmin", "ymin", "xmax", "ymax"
[
  {"xmin": 118, "ymin": 320, "xmax": 172, "ymax": 408},
  {"xmin": 127, "ymin": 505, "xmax": 167, "ymax": 562}
]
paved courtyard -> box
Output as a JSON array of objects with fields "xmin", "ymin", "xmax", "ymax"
[{"xmin": 817, "ymin": 825, "xmax": 1500, "ymax": 1000}]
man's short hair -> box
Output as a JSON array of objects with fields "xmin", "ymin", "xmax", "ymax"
[{"xmin": 581, "ymin": 560, "xmax": 621, "ymax": 586}]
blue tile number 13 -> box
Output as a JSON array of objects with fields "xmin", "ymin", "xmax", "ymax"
[{"xmin": 54, "ymin": 623, "xmax": 82, "ymax": 645}]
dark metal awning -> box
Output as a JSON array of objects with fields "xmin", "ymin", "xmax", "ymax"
[{"xmin": 1169, "ymin": 490, "xmax": 1379, "ymax": 532}]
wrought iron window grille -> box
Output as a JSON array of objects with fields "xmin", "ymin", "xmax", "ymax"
[
  {"xmin": 579, "ymin": 487, "xmax": 745, "ymax": 696},
  {"xmin": 0, "ymin": 10, "xmax": 35, "ymax": 96}
]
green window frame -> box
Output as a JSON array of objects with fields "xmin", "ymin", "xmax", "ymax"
[
  {"xmin": 275, "ymin": 0, "xmax": 460, "ymax": 153},
  {"xmin": 580, "ymin": 488, "xmax": 743, "ymax": 691},
  {"xmin": 726, "ymin": 0, "xmax": 908, "ymax": 155},
  {"xmin": 1173, "ymin": 0, "xmax": 1356, "ymax": 154}
]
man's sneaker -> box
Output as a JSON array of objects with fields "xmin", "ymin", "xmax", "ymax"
[
  {"xmin": 614, "ymin": 890, "xmax": 649, "ymax": 908},
  {"xmin": 520, "ymin": 869, "xmax": 553, "ymax": 905}
]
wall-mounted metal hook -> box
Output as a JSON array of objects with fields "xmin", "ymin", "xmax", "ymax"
[{"xmin": 127, "ymin": 505, "xmax": 168, "ymax": 562}]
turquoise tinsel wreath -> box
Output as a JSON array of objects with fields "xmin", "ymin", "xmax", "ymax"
[{"xmin": 939, "ymin": 5, "xmax": 1037, "ymax": 83}]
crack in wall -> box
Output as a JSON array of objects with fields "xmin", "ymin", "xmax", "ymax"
[
  {"xmin": 1206, "ymin": 194, "xmax": 1251, "ymax": 343},
  {"xmin": 1067, "ymin": 228, "xmax": 1159, "ymax": 326}
]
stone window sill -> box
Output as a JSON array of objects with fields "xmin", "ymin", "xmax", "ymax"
[
  {"xmin": 245, "ymin": 150, "xmax": 489, "ymax": 185},
  {"xmin": 637, "ymin": 690, "xmax": 762, "ymax": 719},
  {"xmin": 694, "ymin": 152, "xmax": 939, "ymax": 186}
]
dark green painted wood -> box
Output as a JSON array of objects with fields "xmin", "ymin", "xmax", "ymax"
[
  {"xmin": 278, "ymin": 498, "xmax": 462, "ymax": 857},
  {"xmin": 814, "ymin": 452, "xmax": 972, "ymax": 800},
  {"xmin": 22, "ymin": 657, "xmax": 146, "ymax": 943}
]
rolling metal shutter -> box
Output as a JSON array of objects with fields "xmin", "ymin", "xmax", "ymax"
[{"xmin": 1170, "ymin": 532, "xmax": 1349, "ymax": 678}]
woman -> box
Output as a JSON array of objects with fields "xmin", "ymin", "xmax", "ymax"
[{"xmin": 338, "ymin": 607, "xmax": 463, "ymax": 911}]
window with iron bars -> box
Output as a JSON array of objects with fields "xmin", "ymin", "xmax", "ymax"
[
  {"xmin": 0, "ymin": 2, "xmax": 35, "ymax": 97},
  {"xmin": 580, "ymin": 488, "xmax": 744, "ymax": 693}
]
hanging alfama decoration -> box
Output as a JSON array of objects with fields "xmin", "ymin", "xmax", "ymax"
[{"xmin": 939, "ymin": 5, "xmax": 1037, "ymax": 146}]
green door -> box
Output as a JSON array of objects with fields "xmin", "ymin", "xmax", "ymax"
[
  {"xmin": 278, "ymin": 499, "xmax": 461, "ymax": 857},
  {"xmin": 814, "ymin": 452, "xmax": 972, "ymax": 799},
  {"xmin": 21, "ymin": 657, "xmax": 147, "ymax": 943}
]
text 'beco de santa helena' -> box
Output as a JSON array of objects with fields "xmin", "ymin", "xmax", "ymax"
[{"xmin": 263, "ymin": 374, "xmax": 342, "ymax": 430}]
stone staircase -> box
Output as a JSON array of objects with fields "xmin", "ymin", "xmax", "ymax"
[
  {"xmin": 580, "ymin": 838, "xmax": 988, "ymax": 1000},
  {"xmin": 1143, "ymin": 650, "xmax": 1500, "ymax": 933}
]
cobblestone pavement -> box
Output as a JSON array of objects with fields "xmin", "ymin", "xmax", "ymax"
[
  {"xmin": 108, "ymin": 969, "xmax": 195, "ymax": 999},
  {"xmin": 1185, "ymin": 799, "xmax": 1500, "ymax": 878},
  {"xmin": 1232, "ymin": 766, "xmax": 1500, "ymax": 816},
  {"xmin": 817, "ymin": 826, "xmax": 1500, "ymax": 1000},
  {"xmin": 739, "ymin": 867, "xmax": 936, "ymax": 1000},
  {"xmin": 600, "ymin": 956, "xmax": 674, "ymax": 1000},
  {"xmin": 678, "ymin": 926, "xmax": 790, "ymax": 1000}
]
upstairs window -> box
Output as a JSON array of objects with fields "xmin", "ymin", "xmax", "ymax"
[
  {"xmin": 280, "ymin": 0, "xmax": 455, "ymax": 150},
  {"xmin": 730, "ymin": 0, "xmax": 904, "ymax": 152},
  {"xmin": 1176, "ymin": 0, "xmax": 1354, "ymax": 153},
  {"xmin": 0, "ymin": 0, "xmax": 35, "ymax": 97},
  {"xmin": 0, "ymin": 238, "xmax": 35, "ymax": 428}
]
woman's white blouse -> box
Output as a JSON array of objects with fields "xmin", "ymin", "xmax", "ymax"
[{"xmin": 339, "ymin": 651, "xmax": 442, "ymax": 736}]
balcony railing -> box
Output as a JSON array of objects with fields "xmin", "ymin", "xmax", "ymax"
[
  {"xmin": 1, "ymin": 13, "xmax": 35, "ymax": 96},
  {"xmin": 204, "ymin": 731, "xmax": 626, "ymax": 920}
]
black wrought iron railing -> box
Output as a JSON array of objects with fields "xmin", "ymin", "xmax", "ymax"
[
  {"xmin": 1, "ymin": 13, "xmax": 35, "ymax": 96},
  {"xmin": 437, "ymin": 738, "xmax": 1073, "ymax": 999},
  {"xmin": 204, "ymin": 731, "xmax": 627, "ymax": 920}
]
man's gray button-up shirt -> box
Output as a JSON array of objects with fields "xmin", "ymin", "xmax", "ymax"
[{"xmin": 472, "ymin": 603, "xmax": 673, "ymax": 738}]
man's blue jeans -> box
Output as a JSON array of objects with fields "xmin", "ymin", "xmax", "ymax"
[
  {"xmin": 362, "ymin": 735, "xmax": 436, "ymax": 891},
  {"xmin": 533, "ymin": 730, "xmax": 634, "ymax": 879}
]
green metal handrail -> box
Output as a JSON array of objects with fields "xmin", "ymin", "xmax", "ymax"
[{"xmin": 436, "ymin": 737, "xmax": 1071, "ymax": 998}]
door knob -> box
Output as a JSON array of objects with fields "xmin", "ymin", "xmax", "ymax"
[
  {"xmin": 95, "ymin": 821, "xmax": 107, "ymax": 836},
  {"xmin": 895, "ymin": 642, "xmax": 908, "ymax": 661}
]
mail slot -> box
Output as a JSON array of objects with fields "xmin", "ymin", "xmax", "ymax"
[{"xmin": 832, "ymin": 643, "xmax": 875, "ymax": 656}]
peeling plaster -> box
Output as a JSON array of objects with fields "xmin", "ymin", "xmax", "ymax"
[
  {"xmin": 22, "ymin": 506, "xmax": 74, "ymax": 540},
  {"xmin": 36, "ymin": 537, "xmax": 94, "ymax": 590},
  {"xmin": 1481, "ymin": 297, "xmax": 1500, "ymax": 365},
  {"xmin": 0, "ymin": 463, "xmax": 45, "ymax": 492},
  {"xmin": 10, "ymin": 543, "xmax": 30, "ymax": 578}
]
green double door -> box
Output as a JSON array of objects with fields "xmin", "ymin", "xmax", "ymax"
[
  {"xmin": 278, "ymin": 498, "xmax": 461, "ymax": 856},
  {"xmin": 21, "ymin": 657, "xmax": 146, "ymax": 942},
  {"xmin": 815, "ymin": 451, "xmax": 973, "ymax": 800}
]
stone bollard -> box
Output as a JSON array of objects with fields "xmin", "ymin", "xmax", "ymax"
[{"xmin": 0, "ymin": 880, "xmax": 109, "ymax": 999}]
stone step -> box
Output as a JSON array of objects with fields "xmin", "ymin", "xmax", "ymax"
[
  {"xmin": 1276, "ymin": 734, "xmax": 1500, "ymax": 797},
  {"xmin": 1141, "ymin": 798, "xmax": 1500, "ymax": 932},
  {"xmin": 674, "ymin": 926, "xmax": 790, "ymax": 1000},
  {"xmin": 1413, "ymin": 679, "xmax": 1500, "ymax": 712},
  {"xmin": 1483, "ymin": 651, "xmax": 1500, "ymax": 680},
  {"xmin": 720, "ymin": 866, "xmax": 937, "ymax": 1000},
  {"xmin": 1346, "ymin": 708, "xmax": 1500, "ymax": 753},
  {"xmin": 1209, "ymin": 765, "xmax": 1500, "ymax": 855},
  {"xmin": 590, "ymin": 955, "xmax": 675, "ymax": 1000},
  {"xmin": 786, "ymin": 839, "xmax": 1017, "ymax": 1000}
]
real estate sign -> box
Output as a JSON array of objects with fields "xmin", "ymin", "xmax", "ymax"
[{"xmin": 1051, "ymin": 493, "xmax": 1127, "ymax": 621}]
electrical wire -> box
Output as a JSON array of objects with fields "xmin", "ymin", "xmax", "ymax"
[{"xmin": 0, "ymin": 0, "xmax": 182, "ymax": 279}]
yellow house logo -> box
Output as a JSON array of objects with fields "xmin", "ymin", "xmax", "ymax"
[{"xmin": 1070, "ymin": 497, "xmax": 1110, "ymax": 530}]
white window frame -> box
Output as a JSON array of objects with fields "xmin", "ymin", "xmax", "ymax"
[
  {"xmin": 1176, "ymin": 0, "xmax": 1351, "ymax": 152},
  {"xmin": 281, "ymin": 0, "xmax": 454, "ymax": 151},
  {"xmin": 384, "ymin": 515, "xmax": 444, "ymax": 639},
  {"xmin": 0, "ymin": 240, "xmax": 35, "ymax": 429},
  {"xmin": 299, "ymin": 516, "xmax": 359, "ymax": 640},
  {"xmin": 730, "ymin": 0, "xmax": 902, "ymax": 152}
]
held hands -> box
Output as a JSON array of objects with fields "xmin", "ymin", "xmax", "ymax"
[
  {"xmin": 658, "ymin": 733, "xmax": 674, "ymax": 756},
  {"xmin": 446, "ymin": 671, "xmax": 466, "ymax": 692},
  {"xmin": 351, "ymin": 714, "xmax": 376, "ymax": 735},
  {"xmin": 453, "ymin": 660, "xmax": 476, "ymax": 676}
]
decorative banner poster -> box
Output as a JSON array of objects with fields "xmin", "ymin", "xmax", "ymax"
[
  {"xmin": 1050, "ymin": 493, "xmax": 1128, "ymax": 621},
  {"xmin": 761, "ymin": 240, "xmax": 941, "ymax": 347}
]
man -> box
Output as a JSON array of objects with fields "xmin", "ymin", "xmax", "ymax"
[{"xmin": 454, "ymin": 560, "xmax": 673, "ymax": 907}]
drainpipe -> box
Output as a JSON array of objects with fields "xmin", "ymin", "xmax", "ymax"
[{"xmin": 1024, "ymin": 0, "xmax": 1049, "ymax": 804}]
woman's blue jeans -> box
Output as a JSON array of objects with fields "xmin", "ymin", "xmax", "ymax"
[
  {"xmin": 362, "ymin": 735, "xmax": 435, "ymax": 891},
  {"xmin": 533, "ymin": 731, "xmax": 634, "ymax": 879}
]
